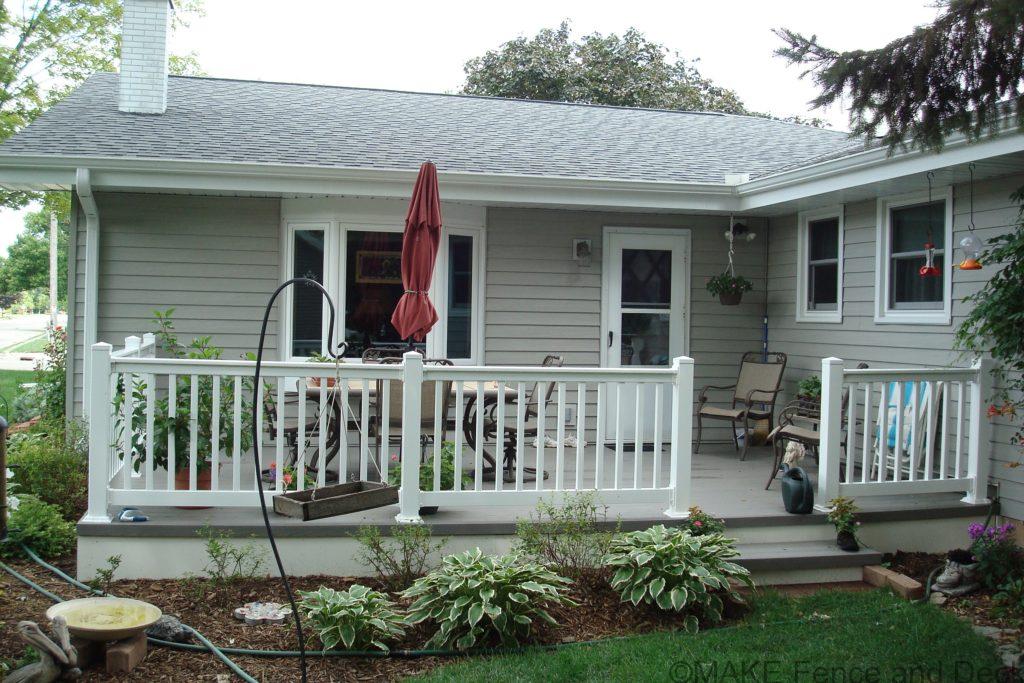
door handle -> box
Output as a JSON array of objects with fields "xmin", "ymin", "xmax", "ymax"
[{"xmin": 608, "ymin": 331, "xmax": 614, "ymax": 348}]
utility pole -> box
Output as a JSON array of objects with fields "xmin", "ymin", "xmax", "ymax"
[{"xmin": 49, "ymin": 211, "xmax": 58, "ymax": 328}]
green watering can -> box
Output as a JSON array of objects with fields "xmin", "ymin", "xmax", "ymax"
[{"xmin": 779, "ymin": 464, "xmax": 814, "ymax": 514}]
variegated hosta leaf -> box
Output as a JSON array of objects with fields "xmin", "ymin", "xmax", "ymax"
[
  {"xmin": 604, "ymin": 525, "xmax": 749, "ymax": 626},
  {"xmin": 297, "ymin": 584, "xmax": 405, "ymax": 652}
]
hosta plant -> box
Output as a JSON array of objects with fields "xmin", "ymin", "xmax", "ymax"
[
  {"xmin": 605, "ymin": 525, "xmax": 752, "ymax": 633},
  {"xmin": 402, "ymin": 548, "xmax": 575, "ymax": 650},
  {"xmin": 297, "ymin": 585, "xmax": 406, "ymax": 651}
]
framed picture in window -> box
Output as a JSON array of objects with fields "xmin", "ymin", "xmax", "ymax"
[{"xmin": 355, "ymin": 250, "xmax": 402, "ymax": 284}]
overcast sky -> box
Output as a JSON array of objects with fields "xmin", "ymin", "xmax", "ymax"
[{"xmin": 0, "ymin": 0, "xmax": 941, "ymax": 252}]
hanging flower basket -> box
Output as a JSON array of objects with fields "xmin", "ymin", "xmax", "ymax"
[{"xmin": 706, "ymin": 272, "xmax": 753, "ymax": 306}]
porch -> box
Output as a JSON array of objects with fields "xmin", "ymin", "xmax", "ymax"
[{"xmin": 77, "ymin": 335, "xmax": 995, "ymax": 579}]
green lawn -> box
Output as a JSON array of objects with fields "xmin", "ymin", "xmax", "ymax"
[
  {"xmin": 414, "ymin": 590, "xmax": 1001, "ymax": 682},
  {"xmin": 4, "ymin": 335, "xmax": 47, "ymax": 354},
  {"xmin": 0, "ymin": 369, "xmax": 35, "ymax": 406}
]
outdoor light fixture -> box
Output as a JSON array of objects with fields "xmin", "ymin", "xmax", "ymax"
[
  {"xmin": 958, "ymin": 163, "xmax": 984, "ymax": 271},
  {"xmin": 724, "ymin": 219, "xmax": 756, "ymax": 243},
  {"xmin": 572, "ymin": 238, "xmax": 593, "ymax": 267}
]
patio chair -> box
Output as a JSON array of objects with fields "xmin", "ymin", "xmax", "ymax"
[
  {"xmin": 362, "ymin": 346, "xmax": 409, "ymax": 363},
  {"xmin": 695, "ymin": 351, "xmax": 787, "ymax": 460},
  {"xmin": 765, "ymin": 363, "xmax": 869, "ymax": 489},
  {"xmin": 371, "ymin": 357, "xmax": 454, "ymax": 469},
  {"xmin": 871, "ymin": 380, "xmax": 943, "ymax": 481},
  {"xmin": 476, "ymin": 354, "xmax": 564, "ymax": 482}
]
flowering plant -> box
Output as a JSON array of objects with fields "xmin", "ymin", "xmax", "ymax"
[
  {"xmin": 969, "ymin": 522, "xmax": 1022, "ymax": 589},
  {"xmin": 678, "ymin": 506, "xmax": 726, "ymax": 536},
  {"xmin": 706, "ymin": 272, "xmax": 753, "ymax": 297},
  {"xmin": 268, "ymin": 463, "xmax": 316, "ymax": 492},
  {"xmin": 387, "ymin": 441, "xmax": 470, "ymax": 492},
  {"xmin": 826, "ymin": 496, "xmax": 860, "ymax": 536}
]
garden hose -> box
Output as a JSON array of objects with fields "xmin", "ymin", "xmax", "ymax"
[{"xmin": 0, "ymin": 552, "xmax": 258, "ymax": 683}]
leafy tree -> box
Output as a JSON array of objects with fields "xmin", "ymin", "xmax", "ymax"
[
  {"xmin": 0, "ymin": 0, "xmax": 205, "ymax": 209},
  {"xmin": 462, "ymin": 22, "xmax": 749, "ymax": 114},
  {"xmin": 774, "ymin": 0, "xmax": 1024, "ymax": 151},
  {"xmin": 0, "ymin": 192, "xmax": 69, "ymax": 305}
]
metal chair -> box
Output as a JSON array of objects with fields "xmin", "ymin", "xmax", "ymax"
[
  {"xmin": 473, "ymin": 354, "xmax": 564, "ymax": 482},
  {"xmin": 765, "ymin": 362, "xmax": 869, "ymax": 489},
  {"xmin": 696, "ymin": 351, "xmax": 787, "ymax": 460}
]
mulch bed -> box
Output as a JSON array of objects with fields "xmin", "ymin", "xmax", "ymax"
[{"xmin": 1, "ymin": 555, "xmax": 733, "ymax": 682}]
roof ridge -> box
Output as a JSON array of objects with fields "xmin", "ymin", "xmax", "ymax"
[{"xmin": 147, "ymin": 72, "xmax": 729, "ymax": 117}]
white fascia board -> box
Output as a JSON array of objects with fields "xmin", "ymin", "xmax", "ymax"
[
  {"xmin": 736, "ymin": 131, "xmax": 1024, "ymax": 210},
  {"xmin": 0, "ymin": 154, "xmax": 739, "ymax": 212}
]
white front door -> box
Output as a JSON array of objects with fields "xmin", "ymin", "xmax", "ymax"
[{"xmin": 602, "ymin": 228, "xmax": 689, "ymax": 443}]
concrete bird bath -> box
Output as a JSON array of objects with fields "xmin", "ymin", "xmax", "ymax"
[{"xmin": 46, "ymin": 597, "xmax": 161, "ymax": 642}]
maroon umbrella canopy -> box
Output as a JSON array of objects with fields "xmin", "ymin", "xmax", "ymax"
[{"xmin": 391, "ymin": 161, "xmax": 442, "ymax": 342}]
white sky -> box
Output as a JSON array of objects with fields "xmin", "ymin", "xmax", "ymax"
[{"xmin": 0, "ymin": 0, "xmax": 942, "ymax": 253}]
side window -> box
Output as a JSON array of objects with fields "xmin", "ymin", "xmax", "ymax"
[
  {"xmin": 290, "ymin": 228, "xmax": 325, "ymax": 357},
  {"xmin": 796, "ymin": 209, "xmax": 843, "ymax": 323}
]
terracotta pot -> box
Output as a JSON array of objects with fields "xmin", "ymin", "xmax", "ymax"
[
  {"xmin": 718, "ymin": 291, "xmax": 743, "ymax": 306},
  {"xmin": 174, "ymin": 467, "xmax": 213, "ymax": 510},
  {"xmin": 837, "ymin": 530, "xmax": 860, "ymax": 552}
]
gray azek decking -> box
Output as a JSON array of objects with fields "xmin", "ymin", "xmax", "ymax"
[{"xmin": 80, "ymin": 443, "xmax": 985, "ymax": 538}]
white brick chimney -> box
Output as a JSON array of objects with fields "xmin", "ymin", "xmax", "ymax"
[{"xmin": 118, "ymin": 0, "xmax": 173, "ymax": 114}]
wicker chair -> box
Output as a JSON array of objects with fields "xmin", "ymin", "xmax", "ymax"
[{"xmin": 695, "ymin": 351, "xmax": 787, "ymax": 460}]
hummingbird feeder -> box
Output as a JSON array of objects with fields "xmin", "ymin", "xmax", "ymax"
[{"xmin": 958, "ymin": 163, "xmax": 983, "ymax": 271}]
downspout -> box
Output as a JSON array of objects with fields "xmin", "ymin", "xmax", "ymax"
[{"xmin": 76, "ymin": 168, "xmax": 99, "ymax": 418}]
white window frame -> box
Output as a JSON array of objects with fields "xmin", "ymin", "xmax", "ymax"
[
  {"xmin": 874, "ymin": 187, "xmax": 953, "ymax": 325},
  {"xmin": 281, "ymin": 218, "xmax": 485, "ymax": 364},
  {"xmin": 795, "ymin": 206, "xmax": 844, "ymax": 323}
]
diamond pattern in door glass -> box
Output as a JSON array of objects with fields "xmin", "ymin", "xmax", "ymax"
[{"xmin": 621, "ymin": 249, "xmax": 671, "ymax": 308}]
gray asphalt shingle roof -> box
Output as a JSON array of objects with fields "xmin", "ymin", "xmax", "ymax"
[{"xmin": 0, "ymin": 73, "xmax": 866, "ymax": 184}]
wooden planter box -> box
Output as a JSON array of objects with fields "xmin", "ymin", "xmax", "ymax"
[{"xmin": 273, "ymin": 481, "xmax": 398, "ymax": 521}]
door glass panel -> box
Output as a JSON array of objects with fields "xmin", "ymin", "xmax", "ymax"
[
  {"xmin": 621, "ymin": 313, "xmax": 670, "ymax": 366},
  {"xmin": 345, "ymin": 230, "xmax": 416, "ymax": 358},
  {"xmin": 447, "ymin": 235, "xmax": 473, "ymax": 359},
  {"xmin": 291, "ymin": 229, "xmax": 325, "ymax": 357},
  {"xmin": 621, "ymin": 249, "xmax": 671, "ymax": 309}
]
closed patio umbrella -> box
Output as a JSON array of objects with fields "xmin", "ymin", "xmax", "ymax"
[{"xmin": 391, "ymin": 161, "xmax": 442, "ymax": 343}]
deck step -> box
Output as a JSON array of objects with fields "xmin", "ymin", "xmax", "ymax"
[{"xmin": 734, "ymin": 540, "xmax": 882, "ymax": 572}]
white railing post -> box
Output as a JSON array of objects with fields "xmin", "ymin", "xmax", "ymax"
[
  {"xmin": 83, "ymin": 343, "xmax": 113, "ymax": 523},
  {"xmin": 963, "ymin": 357, "xmax": 994, "ymax": 504},
  {"xmin": 395, "ymin": 351, "xmax": 423, "ymax": 524},
  {"xmin": 124, "ymin": 335, "xmax": 140, "ymax": 357},
  {"xmin": 815, "ymin": 357, "xmax": 844, "ymax": 511},
  {"xmin": 665, "ymin": 355, "xmax": 694, "ymax": 519},
  {"xmin": 141, "ymin": 332, "xmax": 156, "ymax": 358}
]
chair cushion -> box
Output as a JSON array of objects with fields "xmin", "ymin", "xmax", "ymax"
[
  {"xmin": 774, "ymin": 424, "xmax": 819, "ymax": 445},
  {"xmin": 699, "ymin": 406, "xmax": 745, "ymax": 420}
]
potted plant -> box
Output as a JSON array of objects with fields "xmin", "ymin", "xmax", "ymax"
[
  {"xmin": 706, "ymin": 271, "xmax": 753, "ymax": 306},
  {"xmin": 826, "ymin": 496, "xmax": 860, "ymax": 552},
  {"xmin": 267, "ymin": 463, "xmax": 317, "ymax": 492},
  {"xmin": 114, "ymin": 310, "xmax": 256, "ymax": 508},
  {"xmin": 388, "ymin": 441, "xmax": 470, "ymax": 515},
  {"xmin": 306, "ymin": 352, "xmax": 337, "ymax": 387},
  {"xmin": 796, "ymin": 374, "xmax": 822, "ymax": 413}
]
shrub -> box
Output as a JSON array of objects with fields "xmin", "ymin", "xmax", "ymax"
[
  {"xmin": 604, "ymin": 525, "xmax": 752, "ymax": 633},
  {"xmin": 34, "ymin": 325, "xmax": 67, "ymax": 422},
  {"xmin": 514, "ymin": 492, "xmax": 616, "ymax": 579},
  {"xmin": 355, "ymin": 524, "xmax": 445, "ymax": 592},
  {"xmin": 969, "ymin": 522, "xmax": 1022, "ymax": 589},
  {"xmin": 87, "ymin": 555, "xmax": 123, "ymax": 595},
  {"xmin": 403, "ymin": 548, "xmax": 575, "ymax": 650},
  {"xmin": 2, "ymin": 495, "xmax": 76, "ymax": 559},
  {"xmin": 993, "ymin": 577, "xmax": 1024, "ymax": 617},
  {"xmin": 298, "ymin": 585, "xmax": 406, "ymax": 651},
  {"xmin": 6, "ymin": 422, "xmax": 87, "ymax": 521},
  {"xmin": 197, "ymin": 525, "xmax": 266, "ymax": 587},
  {"xmin": 797, "ymin": 375, "xmax": 822, "ymax": 399},
  {"xmin": 677, "ymin": 506, "xmax": 726, "ymax": 537}
]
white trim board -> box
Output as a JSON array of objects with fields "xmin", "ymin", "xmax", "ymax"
[
  {"xmin": 795, "ymin": 206, "xmax": 844, "ymax": 324},
  {"xmin": 874, "ymin": 187, "xmax": 954, "ymax": 326}
]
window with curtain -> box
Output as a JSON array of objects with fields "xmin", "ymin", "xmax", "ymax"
[{"xmin": 889, "ymin": 201, "xmax": 944, "ymax": 309}]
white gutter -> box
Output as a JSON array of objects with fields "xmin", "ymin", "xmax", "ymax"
[{"xmin": 76, "ymin": 168, "xmax": 99, "ymax": 419}]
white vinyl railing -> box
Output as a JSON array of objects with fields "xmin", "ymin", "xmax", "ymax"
[
  {"xmin": 84, "ymin": 339, "xmax": 695, "ymax": 523},
  {"xmin": 816, "ymin": 356, "xmax": 993, "ymax": 507}
]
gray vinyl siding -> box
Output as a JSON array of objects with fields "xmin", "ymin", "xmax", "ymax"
[
  {"xmin": 485, "ymin": 208, "xmax": 768, "ymax": 442},
  {"xmin": 767, "ymin": 172, "xmax": 1024, "ymax": 519},
  {"xmin": 70, "ymin": 193, "xmax": 282, "ymax": 416}
]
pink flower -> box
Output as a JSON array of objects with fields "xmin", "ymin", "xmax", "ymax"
[
  {"xmin": 693, "ymin": 520, "xmax": 702, "ymax": 527},
  {"xmin": 283, "ymin": 473, "xmax": 293, "ymax": 485}
]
